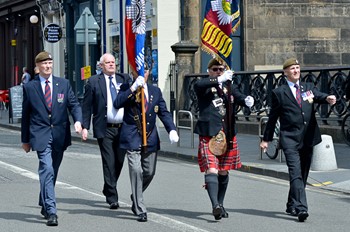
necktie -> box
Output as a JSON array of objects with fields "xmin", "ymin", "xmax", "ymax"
[
  {"xmin": 44, "ymin": 80, "xmax": 52, "ymax": 111},
  {"xmin": 109, "ymin": 76, "xmax": 117, "ymax": 102},
  {"xmin": 294, "ymin": 84, "xmax": 302, "ymax": 108}
]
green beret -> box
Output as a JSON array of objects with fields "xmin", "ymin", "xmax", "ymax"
[
  {"xmin": 35, "ymin": 51, "xmax": 53, "ymax": 63},
  {"xmin": 207, "ymin": 58, "xmax": 223, "ymax": 69},
  {"xmin": 283, "ymin": 58, "xmax": 299, "ymax": 69}
]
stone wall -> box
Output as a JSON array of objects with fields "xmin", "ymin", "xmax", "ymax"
[
  {"xmin": 184, "ymin": 0, "xmax": 201, "ymax": 73},
  {"xmin": 244, "ymin": 0, "xmax": 350, "ymax": 70}
]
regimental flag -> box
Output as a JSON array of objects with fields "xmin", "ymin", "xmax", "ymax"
[
  {"xmin": 125, "ymin": 0, "xmax": 146, "ymax": 76},
  {"xmin": 201, "ymin": 0, "xmax": 241, "ymax": 68}
]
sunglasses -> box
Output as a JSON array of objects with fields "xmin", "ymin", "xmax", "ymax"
[{"xmin": 211, "ymin": 67, "xmax": 225, "ymax": 72}]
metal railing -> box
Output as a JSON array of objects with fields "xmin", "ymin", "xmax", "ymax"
[
  {"xmin": 176, "ymin": 110, "xmax": 194, "ymax": 148},
  {"xmin": 181, "ymin": 66, "xmax": 350, "ymax": 124}
]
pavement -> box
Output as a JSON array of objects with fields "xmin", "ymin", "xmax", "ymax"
[{"xmin": 1, "ymin": 110, "xmax": 350, "ymax": 194}]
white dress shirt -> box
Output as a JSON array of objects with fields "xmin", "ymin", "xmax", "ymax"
[{"xmin": 105, "ymin": 74, "xmax": 124, "ymax": 124}]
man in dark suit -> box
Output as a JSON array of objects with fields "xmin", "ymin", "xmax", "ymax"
[
  {"xmin": 113, "ymin": 66, "xmax": 179, "ymax": 222},
  {"xmin": 260, "ymin": 58, "xmax": 336, "ymax": 222},
  {"xmin": 194, "ymin": 58, "xmax": 254, "ymax": 220},
  {"xmin": 81, "ymin": 53, "xmax": 130, "ymax": 209},
  {"xmin": 21, "ymin": 51, "xmax": 82, "ymax": 226}
]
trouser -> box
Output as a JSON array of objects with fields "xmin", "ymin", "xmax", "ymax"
[
  {"xmin": 284, "ymin": 146, "xmax": 313, "ymax": 212},
  {"xmin": 97, "ymin": 127, "xmax": 126, "ymax": 204},
  {"xmin": 37, "ymin": 136, "xmax": 63, "ymax": 216},
  {"xmin": 127, "ymin": 150, "xmax": 157, "ymax": 215}
]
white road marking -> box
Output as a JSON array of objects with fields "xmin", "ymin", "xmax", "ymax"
[{"xmin": 0, "ymin": 160, "xmax": 209, "ymax": 232}]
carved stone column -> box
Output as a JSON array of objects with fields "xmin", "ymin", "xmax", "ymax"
[{"xmin": 171, "ymin": 41, "xmax": 198, "ymax": 112}]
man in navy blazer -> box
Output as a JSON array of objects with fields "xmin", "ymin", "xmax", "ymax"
[
  {"xmin": 81, "ymin": 53, "xmax": 130, "ymax": 209},
  {"xmin": 114, "ymin": 66, "xmax": 179, "ymax": 222},
  {"xmin": 21, "ymin": 51, "xmax": 82, "ymax": 226},
  {"xmin": 260, "ymin": 58, "xmax": 336, "ymax": 222}
]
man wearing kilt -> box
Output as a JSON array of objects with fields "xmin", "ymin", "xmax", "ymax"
[{"xmin": 194, "ymin": 59, "xmax": 254, "ymax": 220}]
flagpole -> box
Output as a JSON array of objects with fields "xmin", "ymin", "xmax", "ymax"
[
  {"xmin": 141, "ymin": 87, "xmax": 147, "ymax": 151},
  {"xmin": 125, "ymin": 0, "xmax": 147, "ymax": 150}
]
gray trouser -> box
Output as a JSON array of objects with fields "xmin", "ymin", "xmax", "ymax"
[{"xmin": 127, "ymin": 149, "xmax": 157, "ymax": 215}]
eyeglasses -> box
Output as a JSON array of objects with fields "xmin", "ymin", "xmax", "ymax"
[{"xmin": 211, "ymin": 67, "xmax": 225, "ymax": 72}]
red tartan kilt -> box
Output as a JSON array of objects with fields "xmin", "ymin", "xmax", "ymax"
[{"xmin": 197, "ymin": 135, "xmax": 241, "ymax": 172}]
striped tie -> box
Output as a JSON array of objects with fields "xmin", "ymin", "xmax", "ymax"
[
  {"xmin": 294, "ymin": 84, "xmax": 302, "ymax": 108},
  {"xmin": 44, "ymin": 80, "xmax": 52, "ymax": 111}
]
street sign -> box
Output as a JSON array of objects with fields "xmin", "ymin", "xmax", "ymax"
[
  {"xmin": 44, "ymin": 23, "xmax": 62, "ymax": 43},
  {"xmin": 74, "ymin": 7, "xmax": 100, "ymax": 30},
  {"xmin": 74, "ymin": 7, "xmax": 100, "ymax": 44},
  {"xmin": 74, "ymin": 7, "xmax": 100, "ymax": 66},
  {"xmin": 80, "ymin": 66, "xmax": 91, "ymax": 80}
]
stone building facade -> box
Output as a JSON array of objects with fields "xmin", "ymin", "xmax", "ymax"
[{"xmin": 243, "ymin": 0, "xmax": 350, "ymax": 70}]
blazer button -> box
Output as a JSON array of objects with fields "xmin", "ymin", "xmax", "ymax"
[
  {"xmin": 304, "ymin": 122, "xmax": 307, "ymax": 125},
  {"xmin": 51, "ymin": 125, "xmax": 54, "ymax": 128}
]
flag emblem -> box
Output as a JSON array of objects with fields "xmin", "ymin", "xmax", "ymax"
[{"xmin": 201, "ymin": 0, "xmax": 241, "ymax": 68}]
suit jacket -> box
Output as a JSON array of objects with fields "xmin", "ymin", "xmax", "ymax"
[
  {"xmin": 263, "ymin": 82, "xmax": 329, "ymax": 149},
  {"xmin": 82, "ymin": 73, "xmax": 130, "ymax": 138},
  {"xmin": 21, "ymin": 76, "xmax": 82, "ymax": 152},
  {"xmin": 193, "ymin": 76, "xmax": 247, "ymax": 137},
  {"xmin": 114, "ymin": 83, "xmax": 176, "ymax": 152}
]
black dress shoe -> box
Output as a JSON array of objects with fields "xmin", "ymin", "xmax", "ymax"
[
  {"xmin": 285, "ymin": 207, "xmax": 298, "ymax": 216},
  {"xmin": 297, "ymin": 211, "xmax": 309, "ymax": 222},
  {"xmin": 109, "ymin": 202, "xmax": 119, "ymax": 209},
  {"xmin": 220, "ymin": 205, "xmax": 229, "ymax": 218},
  {"xmin": 137, "ymin": 213, "xmax": 147, "ymax": 222},
  {"xmin": 46, "ymin": 214, "xmax": 58, "ymax": 226},
  {"xmin": 212, "ymin": 205, "xmax": 222, "ymax": 220}
]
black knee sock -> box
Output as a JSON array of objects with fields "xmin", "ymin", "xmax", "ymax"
[
  {"xmin": 205, "ymin": 174, "xmax": 219, "ymax": 208},
  {"xmin": 218, "ymin": 174, "xmax": 229, "ymax": 205}
]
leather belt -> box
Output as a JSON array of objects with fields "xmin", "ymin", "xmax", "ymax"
[{"xmin": 107, "ymin": 123, "xmax": 122, "ymax": 128}]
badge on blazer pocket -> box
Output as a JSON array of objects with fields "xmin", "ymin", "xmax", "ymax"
[
  {"xmin": 208, "ymin": 130, "xmax": 227, "ymax": 156},
  {"xmin": 57, "ymin": 93, "xmax": 64, "ymax": 103}
]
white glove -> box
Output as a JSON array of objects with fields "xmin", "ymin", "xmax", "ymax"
[
  {"xmin": 245, "ymin": 96, "xmax": 254, "ymax": 108},
  {"xmin": 130, "ymin": 76, "xmax": 145, "ymax": 92},
  {"xmin": 169, "ymin": 130, "xmax": 179, "ymax": 144},
  {"xmin": 217, "ymin": 70, "xmax": 233, "ymax": 83}
]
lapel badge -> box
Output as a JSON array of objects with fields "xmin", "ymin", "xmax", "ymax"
[
  {"xmin": 154, "ymin": 105, "xmax": 159, "ymax": 113},
  {"xmin": 223, "ymin": 87, "xmax": 228, "ymax": 94}
]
